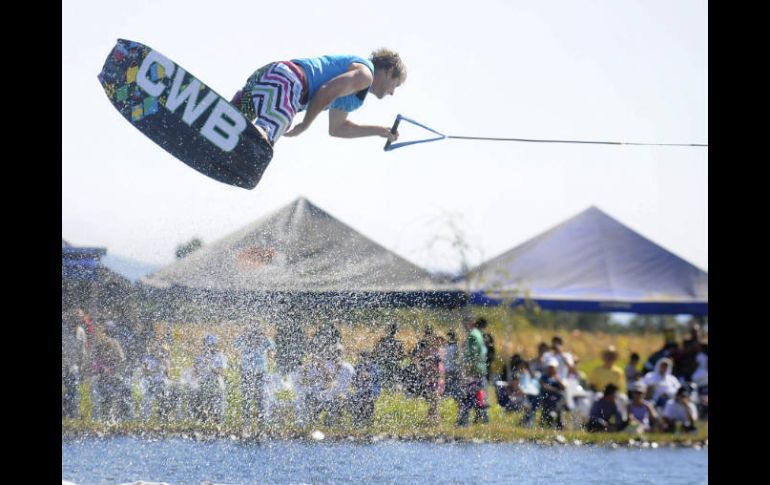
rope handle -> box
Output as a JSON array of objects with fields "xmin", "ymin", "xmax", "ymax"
[
  {"xmin": 383, "ymin": 115, "xmax": 402, "ymax": 151},
  {"xmin": 384, "ymin": 114, "xmax": 446, "ymax": 151},
  {"xmin": 383, "ymin": 114, "xmax": 707, "ymax": 151}
]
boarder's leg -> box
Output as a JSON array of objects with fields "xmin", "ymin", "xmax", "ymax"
[{"xmin": 236, "ymin": 62, "xmax": 306, "ymax": 146}]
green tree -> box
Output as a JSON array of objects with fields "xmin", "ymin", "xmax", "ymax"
[{"xmin": 175, "ymin": 237, "xmax": 203, "ymax": 259}]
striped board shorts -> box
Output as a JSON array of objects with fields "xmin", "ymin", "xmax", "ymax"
[{"xmin": 232, "ymin": 62, "xmax": 307, "ymax": 145}]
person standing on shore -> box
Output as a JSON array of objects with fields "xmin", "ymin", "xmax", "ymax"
[{"xmin": 456, "ymin": 317, "xmax": 488, "ymax": 426}]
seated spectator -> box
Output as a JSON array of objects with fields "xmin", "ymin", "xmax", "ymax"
[
  {"xmin": 626, "ymin": 381, "xmax": 658, "ymax": 433},
  {"xmin": 497, "ymin": 375, "xmax": 526, "ymax": 411},
  {"xmin": 662, "ymin": 387, "xmax": 699, "ymax": 433},
  {"xmin": 513, "ymin": 359, "xmax": 541, "ymax": 396},
  {"xmin": 512, "ymin": 358, "xmax": 540, "ymax": 427},
  {"xmin": 586, "ymin": 384, "xmax": 624, "ymax": 432},
  {"xmin": 496, "ymin": 375, "xmax": 535, "ymax": 427},
  {"xmin": 642, "ymin": 357, "xmax": 681, "ymax": 410},
  {"xmin": 350, "ymin": 351, "xmax": 381, "ymax": 426},
  {"xmin": 538, "ymin": 358, "xmax": 566, "ymax": 429}
]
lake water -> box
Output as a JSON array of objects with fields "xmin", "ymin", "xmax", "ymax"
[{"xmin": 62, "ymin": 436, "xmax": 707, "ymax": 484}]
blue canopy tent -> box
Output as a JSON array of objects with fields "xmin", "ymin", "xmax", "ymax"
[
  {"xmin": 62, "ymin": 240, "xmax": 106, "ymax": 281},
  {"xmin": 62, "ymin": 240, "xmax": 138, "ymax": 317},
  {"xmin": 465, "ymin": 207, "xmax": 707, "ymax": 315}
]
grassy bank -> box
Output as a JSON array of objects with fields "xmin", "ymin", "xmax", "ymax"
[{"xmin": 63, "ymin": 389, "xmax": 708, "ymax": 447}]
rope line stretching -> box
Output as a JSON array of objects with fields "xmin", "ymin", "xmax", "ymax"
[{"xmin": 383, "ymin": 114, "xmax": 708, "ymax": 151}]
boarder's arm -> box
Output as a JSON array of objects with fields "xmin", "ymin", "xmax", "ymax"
[
  {"xmin": 285, "ymin": 65, "xmax": 372, "ymax": 137},
  {"xmin": 327, "ymin": 109, "xmax": 398, "ymax": 140}
]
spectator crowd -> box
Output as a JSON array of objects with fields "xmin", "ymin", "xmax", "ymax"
[{"xmin": 62, "ymin": 308, "xmax": 708, "ymax": 435}]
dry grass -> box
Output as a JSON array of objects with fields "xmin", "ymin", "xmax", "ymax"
[{"xmin": 150, "ymin": 311, "xmax": 665, "ymax": 378}]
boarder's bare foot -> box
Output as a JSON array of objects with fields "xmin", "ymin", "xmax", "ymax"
[{"xmin": 255, "ymin": 125, "xmax": 272, "ymax": 147}]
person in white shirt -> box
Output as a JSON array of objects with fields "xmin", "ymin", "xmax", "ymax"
[
  {"xmin": 294, "ymin": 343, "xmax": 356, "ymax": 427},
  {"xmin": 542, "ymin": 336, "xmax": 584, "ymax": 413},
  {"xmin": 642, "ymin": 357, "xmax": 681, "ymax": 410},
  {"xmin": 541, "ymin": 336, "xmax": 576, "ymax": 381},
  {"xmin": 662, "ymin": 387, "xmax": 699, "ymax": 432}
]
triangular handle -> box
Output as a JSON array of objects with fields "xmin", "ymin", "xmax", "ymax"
[{"xmin": 383, "ymin": 114, "xmax": 447, "ymax": 151}]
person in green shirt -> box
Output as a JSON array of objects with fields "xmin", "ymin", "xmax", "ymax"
[{"xmin": 457, "ymin": 316, "xmax": 489, "ymax": 426}]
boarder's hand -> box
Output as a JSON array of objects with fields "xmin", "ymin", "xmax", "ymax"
[
  {"xmin": 285, "ymin": 122, "xmax": 308, "ymax": 137},
  {"xmin": 383, "ymin": 127, "xmax": 399, "ymax": 142}
]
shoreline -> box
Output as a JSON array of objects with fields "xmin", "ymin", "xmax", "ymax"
[{"xmin": 62, "ymin": 421, "xmax": 708, "ymax": 449}]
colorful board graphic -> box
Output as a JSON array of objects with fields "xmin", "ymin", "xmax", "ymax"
[{"xmin": 98, "ymin": 39, "xmax": 272, "ymax": 190}]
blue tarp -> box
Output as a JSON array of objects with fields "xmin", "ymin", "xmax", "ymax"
[
  {"xmin": 466, "ymin": 207, "xmax": 708, "ymax": 315},
  {"xmin": 62, "ymin": 245, "xmax": 106, "ymax": 281}
]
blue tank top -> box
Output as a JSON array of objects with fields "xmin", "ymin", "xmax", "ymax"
[{"xmin": 291, "ymin": 55, "xmax": 374, "ymax": 112}]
